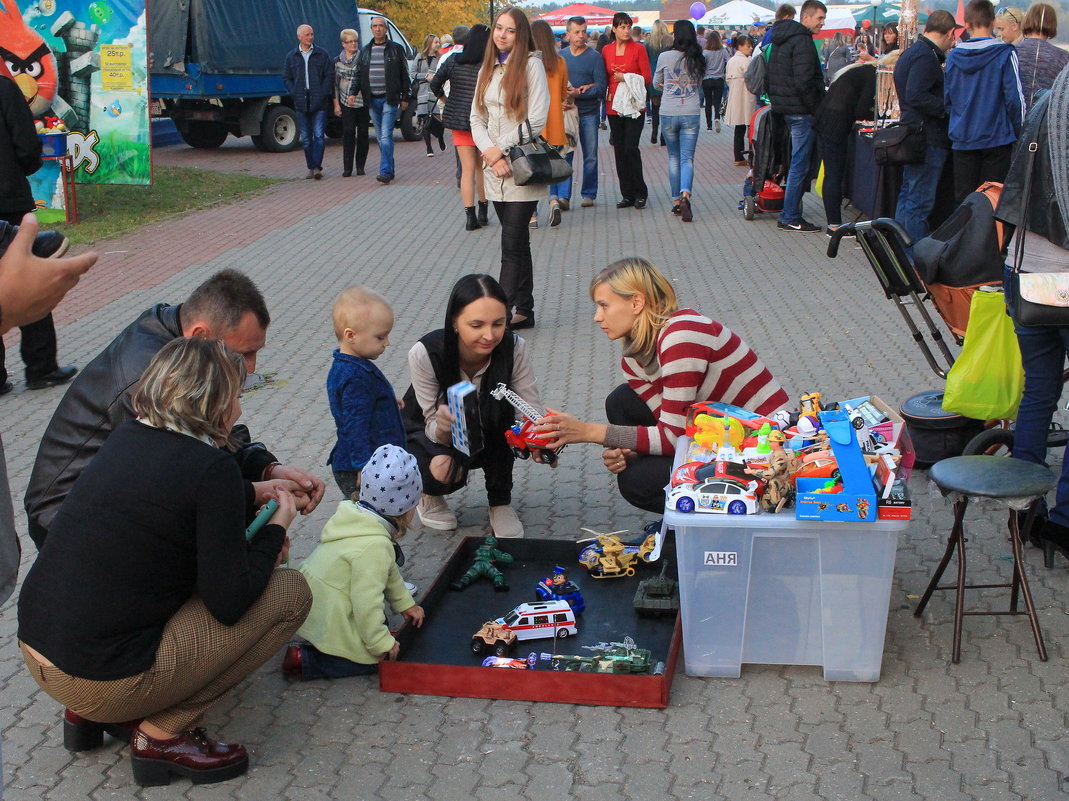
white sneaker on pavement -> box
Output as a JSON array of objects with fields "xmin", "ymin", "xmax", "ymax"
[
  {"xmin": 417, "ymin": 494, "xmax": 457, "ymax": 530},
  {"xmin": 488, "ymin": 505, "xmax": 524, "ymax": 538}
]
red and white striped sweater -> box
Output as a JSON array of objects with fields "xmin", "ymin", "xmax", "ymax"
[{"xmin": 620, "ymin": 309, "xmax": 789, "ymax": 455}]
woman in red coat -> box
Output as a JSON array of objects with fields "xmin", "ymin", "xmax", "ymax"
[{"xmin": 603, "ymin": 12, "xmax": 651, "ymax": 209}]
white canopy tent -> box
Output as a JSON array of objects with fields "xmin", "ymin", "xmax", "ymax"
[{"xmin": 697, "ymin": 0, "xmax": 775, "ymax": 27}]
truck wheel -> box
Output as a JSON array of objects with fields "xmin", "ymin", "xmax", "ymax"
[
  {"xmin": 493, "ymin": 641, "xmax": 510, "ymax": 657},
  {"xmin": 399, "ymin": 105, "xmax": 422, "ymax": 141},
  {"xmin": 470, "ymin": 638, "xmax": 486, "ymax": 655},
  {"xmin": 178, "ymin": 121, "xmax": 228, "ymax": 149},
  {"xmin": 252, "ymin": 105, "xmax": 299, "ymax": 153}
]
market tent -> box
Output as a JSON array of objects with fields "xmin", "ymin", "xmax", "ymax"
[
  {"xmin": 697, "ymin": 0, "xmax": 774, "ymax": 27},
  {"xmin": 535, "ymin": 3, "xmax": 623, "ymax": 27},
  {"xmin": 851, "ymin": 2, "xmax": 928, "ymax": 25},
  {"xmin": 820, "ymin": 5, "xmax": 862, "ymax": 35}
]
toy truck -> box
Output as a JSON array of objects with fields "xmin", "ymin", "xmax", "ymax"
[
  {"xmin": 149, "ymin": 1, "xmax": 419, "ymax": 151},
  {"xmin": 490, "ymin": 383, "xmax": 562, "ymax": 466}
]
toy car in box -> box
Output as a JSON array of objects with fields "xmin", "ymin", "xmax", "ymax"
[{"xmin": 666, "ymin": 477, "xmax": 761, "ymax": 515}]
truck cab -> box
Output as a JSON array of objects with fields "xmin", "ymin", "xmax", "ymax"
[{"xmin": 149, "ymin": 2, "xmax": 417, "ymax": 151}]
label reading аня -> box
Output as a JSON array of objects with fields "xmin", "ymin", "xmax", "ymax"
[{"xmin": 704, "ymin": 551, "xmax": 738, "ymax": 566}]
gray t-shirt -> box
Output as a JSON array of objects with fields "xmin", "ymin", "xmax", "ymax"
[{"xmin": 654, "ymin": 50, "xmax": 702, "ymax": 116}]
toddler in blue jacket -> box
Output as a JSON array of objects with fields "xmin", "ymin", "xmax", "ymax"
[{"xmin": 327, "ymin": 287, "xmax": 406, "ymax": 497}]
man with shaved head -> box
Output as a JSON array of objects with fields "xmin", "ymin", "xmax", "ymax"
[{"xmin": 283, "ymin": 24, "xmax": 334, "ymax": 179}]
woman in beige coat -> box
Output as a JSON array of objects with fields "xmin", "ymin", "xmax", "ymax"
[
  {"xmin": 470, "ymin": 7, "xmax": 550, "ymax": 330},
  {"xmin": 724, "ymin": 35, "xmax": 756, "ymax": 166}
]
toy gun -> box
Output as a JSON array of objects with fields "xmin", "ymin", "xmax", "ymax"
[{"xmin": 582, "ymin": 636, "xmax": 638, "ymax": 654}]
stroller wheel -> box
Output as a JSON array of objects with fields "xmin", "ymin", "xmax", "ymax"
[{"xmin": 743, "ymin": 195, "xmax": 756, "ymax": 221}]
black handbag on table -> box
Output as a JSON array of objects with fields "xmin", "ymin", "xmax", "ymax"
[
  {"xmin": 872, "ymin": 123, "xmax": 926, "ymax": 166},
  {"xmin": 508, "ymin": 120, "xmax": 572, "ymax": 187}
]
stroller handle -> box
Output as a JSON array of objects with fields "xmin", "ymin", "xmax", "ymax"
[
  {"xmin": 826, "ymin": 223, "xmax": 856, "ymax": 258},
  {"xmin": 827, "ymin": 218, "xmax": 914, "ymax": 259}
]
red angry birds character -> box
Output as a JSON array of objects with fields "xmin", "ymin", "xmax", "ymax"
[{"xmin": 0, "ymin": 0, "xmax": 59, "ymax": 115}]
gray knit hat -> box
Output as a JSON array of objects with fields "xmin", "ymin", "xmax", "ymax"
[{"xmin": 360, "ymin": 445, "xmax": 422, "ymax": 517}]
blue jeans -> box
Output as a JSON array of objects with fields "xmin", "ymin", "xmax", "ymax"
[
  {"xmin": 661, "ymin": 114, "xmax": 700, "ymax": 199},
  {"xmin": 1008, "ymin": 270, "xmax": 1069, "ymax": 526},
  {"xmin": 895, "ymin": 145, "xmax": 948, "ymax": 244},
  {"xmin": 780, "ymin": 113, "xmax": 815, "ymax": 224},
  {"xmin": 368, "ymin": 97, "xmax": 399, "ymax": 177},
  {"xmin": 299, "ymin": 643, "xmax": 378, "ymax": 679},
  {"xmin": 296, "ymin": 109, "xmax": 326, "ymax": 170},
  {"xmin": 553, "ymin": 110, "xmax": 599, "ymax": 201}
]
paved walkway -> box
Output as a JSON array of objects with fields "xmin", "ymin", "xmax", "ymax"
[{"xmin": 1, "ymin": 123, "xmax": 1066, "ymax": 801}]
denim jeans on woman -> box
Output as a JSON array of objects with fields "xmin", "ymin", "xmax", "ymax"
[
  {"xmin": 661, "ymin": 115, "xmax": 700, "ymax": 199},
  {"xmin": 552, "ymin": 110, "xmax": 600, "ymax": 202}
]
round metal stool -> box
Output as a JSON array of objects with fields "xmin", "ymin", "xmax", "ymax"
[{"xmin": 914, "ymin": 455, "xmax": 1054, "ymax": 664}]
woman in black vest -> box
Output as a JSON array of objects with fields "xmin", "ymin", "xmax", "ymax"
[{"xmin": 403, "ymin": 274, "xmax": 545, "ymax": 538}]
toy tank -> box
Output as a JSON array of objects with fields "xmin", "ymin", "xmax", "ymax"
[{"xmin": 633, "ymin": 560, "xmax": 680, "ymax": 617}]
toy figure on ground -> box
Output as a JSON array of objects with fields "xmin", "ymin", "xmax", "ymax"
[
  {"xmin": 746, "ymin": 430, "xmax": 798, "ymax": 512},
  {"xmin": 451, "ymin": 536, "xmax": 514, "ymax": 591},
  {"xmin": 285, "ymin": 444, "xmax": 425, "ymax": 681},
  {"xmin": 535, "ymin": 565, "xmax": 586, "ymax": 614}
]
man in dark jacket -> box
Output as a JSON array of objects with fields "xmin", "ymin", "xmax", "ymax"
[
  {"xmin": 351, "ymin": 17, "xmax": 411, "ymax": 184},
  {"xmin": 0, "ymin": 73, "xmax": 78, "ymax": 393},
  {"xmin": 24, "ymin": 269, "xmax": 326, "ymax": 548},
  {"xmin": 945, "ymin": 0, "xmax": 1024, "ymax": 202},
  {"xmin": 283, "ymin": 24, "xmax": 334, "ymax": 180},
  {"xmin": 893, "ymin": 10, "xmax": 961, "ymax": 243},
  {"xmin": 768, "ymin": 0, "xmax": 826, "ymax": 232}
]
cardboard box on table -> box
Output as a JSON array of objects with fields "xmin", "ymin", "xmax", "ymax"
[
  {"xmin": 795, "ymin": 409, "xmax": 877, "ymax": 523},
  {"xmin": 665, "ymin": 437, "xmax": 907, "ymax": 682},
  {"xmin": 379, "ymin": 537, "xmax": 681, "ymax": 708}
]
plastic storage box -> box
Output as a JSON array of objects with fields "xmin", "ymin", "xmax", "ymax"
[{"xmin": 666, "ymin": 438, "xmax": 907, "ymax": 681}]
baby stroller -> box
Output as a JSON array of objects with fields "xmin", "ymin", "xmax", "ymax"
[
  {"xmin": 740, "ymin": 105, "xmax": 788, "ymax": 221},
  {"xmin": 826, "ymin": 214, "xmax": 1069, "ymax": 459}
]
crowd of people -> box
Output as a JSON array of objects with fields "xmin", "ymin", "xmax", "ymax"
[{"xmin": 2, "ymin": 1, "xmax": 1069, "ymax": 792}]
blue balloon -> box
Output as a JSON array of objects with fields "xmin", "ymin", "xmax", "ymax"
[{"xmin": 690, "ymin": 2, "xmax": 706, "ymax": 19}]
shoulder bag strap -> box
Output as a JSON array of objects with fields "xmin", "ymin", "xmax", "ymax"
[{"xmin": 1012, "ymin": 140, "xmax": 1039, "ymax": 274}]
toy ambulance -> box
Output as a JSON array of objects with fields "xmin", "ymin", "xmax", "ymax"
[{"xmin": 495, "ymin": 600, "xmax": 577, "ymax": 641}]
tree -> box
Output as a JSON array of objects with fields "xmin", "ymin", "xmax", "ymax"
[{"xmin": 379, "ymin": 0, "xmax": 486, "ymax": 45}]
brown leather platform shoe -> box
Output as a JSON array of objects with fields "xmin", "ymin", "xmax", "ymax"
[{"xmin": 130, "ymin": 727, "xmax": 248, "ymax": 786}]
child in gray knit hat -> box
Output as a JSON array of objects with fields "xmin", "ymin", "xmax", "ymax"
[{"xmin": 283, "ymin": 444, "xmax": 425, "ymax": 680}]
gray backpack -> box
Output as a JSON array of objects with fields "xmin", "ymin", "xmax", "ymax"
[{"xmin": 744, "ymin": 44, "xmax": 769, "ymax": 96}]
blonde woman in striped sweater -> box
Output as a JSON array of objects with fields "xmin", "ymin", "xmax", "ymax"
[{"xmin": 537, "ymin": 257, "xmax": 789, "ymax": 512}]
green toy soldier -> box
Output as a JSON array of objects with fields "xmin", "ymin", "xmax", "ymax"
[{"xmin": 450, "ymin": 536, "xmax": 514, "ymax": 592}]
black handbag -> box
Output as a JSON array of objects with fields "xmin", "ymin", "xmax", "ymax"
[
  {"xmin": 1006, "ymin": 139, "xmax": 1069, "ymax": 326},
  {"xmin": 508, "ymin": 120, "xmax": 572, "ymax": 187},
  {"xmin": 872, "ymin": 123, "xmax": 926, "ymax": 166}
]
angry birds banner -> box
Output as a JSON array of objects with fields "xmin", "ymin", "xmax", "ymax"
[{"xmin": 1, "ymin": 0, "xmax": 150, "ymax": 220}]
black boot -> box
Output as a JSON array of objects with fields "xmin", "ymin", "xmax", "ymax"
[
  {"xmin": 465, "ymin": 206, "xmax": 481, "ymax": 231},
  {"xmin": 477, "ymin": 201, "xmax": 489, "ymax": 226}
]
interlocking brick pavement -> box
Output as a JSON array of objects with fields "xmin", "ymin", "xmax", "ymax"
[{"xmin": 1, "ymin": 122, "xmax": 1066, "ymax": 800}]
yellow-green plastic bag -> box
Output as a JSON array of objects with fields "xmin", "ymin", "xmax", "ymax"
[
  {"xmin": 942, "ymin": 290, "xmax": 1023, "ymax": 420},
  {"xmin": 815, "ymin": 161, "xmax": 825, "ymax": 197}
]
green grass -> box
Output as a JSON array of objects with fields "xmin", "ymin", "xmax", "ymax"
[{"xmin": 48, "ymin": 166, "xmax": 283, "ymax": 247}]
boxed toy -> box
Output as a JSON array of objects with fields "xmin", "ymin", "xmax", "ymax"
[
  {"xmin": 839, "ymin": 395, "xmax": 916, "ymax": 481},
  {"xmin": 876, "ymin": 479, "xmax": 912, "ymax": 521},
  {"xmin": 795, "ymin": 410, "xmax": 876, "ymax": 522},
  {"xmin": 447, "ymin": 381, "xmax": 483, "ymax": 456}
]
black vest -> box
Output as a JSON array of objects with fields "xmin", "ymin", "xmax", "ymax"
[{"xmin": 402, "ymin": 329, "xmax": 518, "ymax": 451}]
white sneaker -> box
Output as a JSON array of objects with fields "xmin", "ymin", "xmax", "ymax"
[
  {"xmin": 489, "ymin": 505, "xmax": 524, "ymax": 538},
  {"xmin": 404, "ymin": 581, "xmax": 420, "ymax": 596},
  {"xmin": 417, "ymin": 494, "xmax": 457, "ymax": 530}
]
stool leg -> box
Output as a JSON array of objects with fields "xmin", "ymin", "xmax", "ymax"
[
  {"xmin": 915, "ymin": 497, "xmax": 967, "ymax": 618},
  {"xmin": 1010, "ymin": 500, "xmax": 1048, "ymax": 661},
  {"xmin": 951, "ymin": 499, "xmax": 968, "ymax": 664}
]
